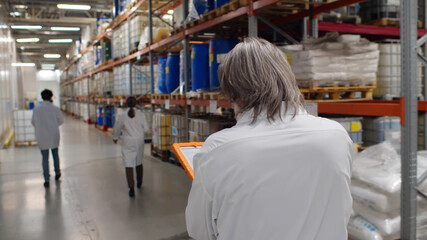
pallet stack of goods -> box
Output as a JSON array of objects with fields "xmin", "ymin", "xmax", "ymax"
[
  {"xmin": 189, "ymin": 117, "xmax": 235, "ymax": 142},
  {"xmin": 132, "ymin": 65, "xmax": 152, "ymax": 95},
  {"xmin": 120, "ymin": 23, "xmax": 130, "ymax": 57},
  {"xmin": 141, "ymin": 106, "xmax": 152, "ymax": 140},
  {"xmin": 13, "ymin": 110, "xmax": 36, "ymax": 146},
  {"xmin": 138, "ymin": 18, "xmax": 171, "ymax": 49},
  {"xmin": 374, "ymin": 42, "xmax": 423, "ymax": 99},
  {"xmin": 362, "ymin": 117, "xmax": 401, "ymax": 151},
  {"xmin": 348, "ymin": 142, "xmax": 427, "ymax": 240},
  {"xmin": 359, "ymin": 0, "xmax": 400, "ymax": 26},
  {"xmin": 112, "ymin": 27, "xmax": 121, "ymax": 59},
  {"xmin": 318, "ymin": 2, "xmax": 361, "ymax": 24},
  {"xmin": 89, "ymin": 103, "xmax": 97, "ymax": 124},
  {"xmin": 80, "ymin": 103, "xmax": 89, "ymax": 122},
  {"xmin": 281, "ymin": 33, "xmax": 379, "ymax": 102},
  {"xmin": 80, "ymin": 48, "xmax": 95, "ymax": 73},
  {"xmin": 130, "ymin": 14, "xmax": 148, "ymax": 52},
  {"xmin": 152, "ymin": 112, "xmax": 171, "ymax": 155},
  {"xmin": 171, "ymin": 115, "xmax": 186, "ymax": 144},
  {"xmin": 81, "ymin": 78, "xmax": 88, "ymax": 97},
  {"xmin": 95, "ymin": 71, "xmax": 114, "ymax": 96},
  {"xmin": 329, "ymin": 117, "xmax": 363, "ymax": 149},
  {"xmin": 113, "ymin": 64, "xmax": 131, "ymax": 95}
]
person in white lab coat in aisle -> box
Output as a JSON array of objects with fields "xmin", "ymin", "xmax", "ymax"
[
  {"xmin": 32, "ymin": 89, "xmax": 64, "ymax": 188},
  {"xmin": 186, "ymin": 38, "xmax": 353, "ymax": 240},
  {"xmin": 113, "ymin": 96, "xmax": 149, "ymax": 197}
]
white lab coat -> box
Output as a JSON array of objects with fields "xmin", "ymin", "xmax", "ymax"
[
  {"xmin": 31, "ymin": 101, "xmax": 64, "ymax": 150},
  {"xmin": 186, "ymin": 107, "xmax": 353, "ymax": 240},
  {"xmin": 113, "ymin": 109, "xmax": 149, "ymax": 167}
]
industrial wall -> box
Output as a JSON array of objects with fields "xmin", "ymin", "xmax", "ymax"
[{"xmin": 0, "ymin": 8, "xmax": 20, "ymax": 145}]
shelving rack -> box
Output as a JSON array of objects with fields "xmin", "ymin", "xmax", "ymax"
[{"xmin": 60, "ymin": 0, "xmax": 424, "ymax": 237}]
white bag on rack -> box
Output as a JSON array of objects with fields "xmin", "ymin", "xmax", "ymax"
[{"xmin": 348, "ymin": 215, "xmax": 383, "ymax": 240}]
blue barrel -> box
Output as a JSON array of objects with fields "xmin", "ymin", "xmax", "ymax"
[
  {"xmin": 28, "ymin": 102, "xmax": 34, "ymax": 110},
  {"xmin": 209, "ymin": 38, "xmax": 239, "ymax": 91},
  {"xmin": 105, "ymin": 107, "xmax": 115, "ymax": 127},
  {"xmin": 214, "ymin": 0, "xmax": 230, "ymax": 8},
  {"xmin": 97, "ymin": 107, "xmax": 103, "ymax": 126},
  {"xmin": 191, "ymin": 44, "xmax": 210, "ymax": 92},
  {"xmin": 158, "ymin": 56, "xmax": 168, "ymax": 93},
  {"xmin": 166, "ymin": 53, "xmax": 180, "ymax": 93},
  {"xmin": 180, "ymin": 50, "xmax": 191, "ymax": 93},
  {"xmin": 194, "ymin": 0, "xmax": 214, "ymax": 16}
]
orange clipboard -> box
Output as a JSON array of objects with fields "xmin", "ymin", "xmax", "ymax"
[{"xmin": 172, "ymin": 142, "xmax": 204, "ymax": 181}]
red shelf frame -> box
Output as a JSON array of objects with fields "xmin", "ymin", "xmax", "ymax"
[{"xmin": 318, "ymin": 22, "xmax": 427, "ymax": 37}]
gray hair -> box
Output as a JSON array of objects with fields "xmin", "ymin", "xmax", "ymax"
[{"xmin": 218, "ymin": 37, "xmax": 306, "ymax": 123}]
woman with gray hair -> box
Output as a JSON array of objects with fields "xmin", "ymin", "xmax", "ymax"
[{"xmin": 186, "ymin": 38, "xmax": 353, "ymax": 240}]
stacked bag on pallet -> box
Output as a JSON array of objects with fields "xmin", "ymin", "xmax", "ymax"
[
  {"xmin": 280, "ymin": 32, "xmax": 379, "ymax": 87},
  {"xmin": 362, "ymin": 117, "xmax": 400, "ymax": 151},
  {"xmin": 152, "ymin": 112, "xmax": 171, "ymax": 151},
  {"xmin": 13, "ymin": 110, "xmax": 36, "ymax": 142},
  {"xmin": 348, "ymin": 142, "xmax": 427, "ymax": 240},
  {"xmin": 329, "ymin": 117, "xmax": 363, "ymax": 146},
  {"xmin": 374, "ymin": 42, "xmax": 423, "ymax": 99}
]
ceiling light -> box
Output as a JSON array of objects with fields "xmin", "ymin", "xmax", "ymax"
[
  {"xmin": 131, "ymin": 7, "xmax": 137, "ymax": 12},
  {"xmin": 16, "ymin": 38, "xmax": 39, "ymax": 43},
  {"xmin": 50, "ymin": 26, "xmax": 80, "ymax": 31},
  {"xmin": 49, "ymin": 39, "xmax": 73, "ymax": 43},
  {"xmin": 57, "ymin": 4, "xmax": 91, "ymax": 10},
  {"xmin": 44, "ymin": 54, "xmax": 61, "ymax": 59},
  {"xmin": 12, "ymin": 63, "xmax": 35, "ymax": 67},
  {"xmin": 42, "ymin": 64, "xmax": 56, "ymax": 70},
  {"xmin": 168, "ymin": 10, "xmax": 174, "ymax": 14},
  {"xmin": 14, "ymin": 5, "xmax": 27, "ymax": 9},
  {"xmin": 0, "ymin": 25, "xmax": 8, "ymax": 29},
  {"xmin": 10, "ymin": 12, "xmax": 22, "ymax": 16},
  {"xmin": 11, "ymin": 25, "xmax": 42, "ymax": 30}
]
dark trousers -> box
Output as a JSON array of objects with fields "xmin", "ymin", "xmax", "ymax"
[
  {"xmin": 126, "ymin": 164, "xmax": 143, "ymax": 188},
  {"xmin": 41, "ymin": 148, "xmax": 61, "ymax": 182}
]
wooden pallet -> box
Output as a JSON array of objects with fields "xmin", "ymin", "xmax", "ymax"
[
  {"xmin": 152, "ymin": 147, "xmax": 170, "ymax": 161},
  {"xmin": 200, "ymin": 92, "xmax": 225, "ymax": 100},
  {"xmin": 365, "ymin": 18, "xmax": 423, "ymax": 28},
  {"xmin": 300, "ymin": 85, "xmax": 375, "ymax": 102},
  {"xmin": 113, "ymin": 95, "xmax": 127, "ymax": 100},
  {"xmin": 152, "ymin": 94, "xmax": 171, "ymax": 100},
  {"xmin": 297, "ymin": 79, "xmax": 376, "ymax": 89},
  {"xmin": 15, "ymin": 141, "xmax": 37, "ymax": 147},
  {"xmin": 171, "ymin": 93, "xmax": 186, "ymax": 100}
]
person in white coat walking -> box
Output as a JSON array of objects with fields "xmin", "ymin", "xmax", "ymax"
[
  {"xmin": 186, "ymin": 38, "xmax": 353, "ymax": 240},
  {"xmin": 32, "ymin": 89, "xmax": 64, "ymax": 188},
  {"xmin": 113, "ymin": 96, "xmax": 149, "ymax": 197}
]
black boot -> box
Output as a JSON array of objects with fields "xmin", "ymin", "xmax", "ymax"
[
  {"xmin": 129, "ymin": 188, "xmax": 135, "ymax": 197},
  {"xmin": 44, "ymin": 182, "xmax": 50, "ymax": 188}
]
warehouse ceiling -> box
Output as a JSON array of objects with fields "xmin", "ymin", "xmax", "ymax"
[{"xmin": 3, "ymin": 0, "xmax": 114, "ymax": 70}]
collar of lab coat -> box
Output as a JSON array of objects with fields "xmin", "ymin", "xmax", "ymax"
[{"xmin": 236, "ymin": 104, "xmax": 307, "ymax": 126}]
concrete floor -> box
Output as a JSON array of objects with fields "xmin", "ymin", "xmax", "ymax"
[{"xmin": 0, "ymin": 116, "xmax": 192, "ymax": 240}]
